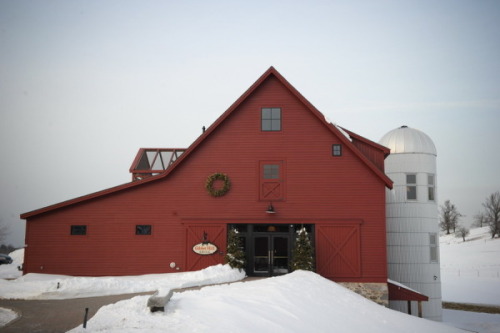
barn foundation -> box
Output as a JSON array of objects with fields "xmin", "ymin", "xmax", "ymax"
[{"xmin": 339, "ymin": 282, "xmax": 389, "ymax": 306}]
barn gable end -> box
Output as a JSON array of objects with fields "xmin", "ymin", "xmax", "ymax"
[{"xmin": 21, "ymin": 68, "xmax": 391, "ymax": 299}]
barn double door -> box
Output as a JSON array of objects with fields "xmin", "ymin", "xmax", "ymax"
[{"xmin": 252, "ymin": 234, "xmax": 289, "ymax": 277}]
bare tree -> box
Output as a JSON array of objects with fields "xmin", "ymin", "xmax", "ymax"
[
  {"xmin": 482, "ymin": 191, "xmax": 500, "ymax": 238},
  {"xmin": 472, "ymin": 212, "xmax": 487, "ymax": 228},
  {"xmin": 439, "ymin": 200, "xmax": 462, "ymax": 235},
  {"xmin": 455, "ymin": 226, "xmax": 470, "ymax": 242}
]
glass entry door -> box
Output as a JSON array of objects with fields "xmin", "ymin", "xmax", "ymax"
[{"xmin": 253, "ymin": 235, "xmax": 289, "ymax": 276}]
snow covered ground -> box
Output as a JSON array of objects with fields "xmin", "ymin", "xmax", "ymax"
[
  {"xmin": 441, "ymin": 227, "xmax": 500, "ymax": 305},
  {"xmin": 440, "ymin": 226, "xmax": 500, "ymax": 332},
  {"xmin": 0, "ymin": 226, "xmax": 498, "ymax": 332}
]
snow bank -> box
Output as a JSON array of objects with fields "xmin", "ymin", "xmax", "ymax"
[
  {"xmin": 0, "ymin": 264, "xmax": 245, "ymax": 300},
  {"xmin": 0, "ymin": 248, "xmax": 23, "ymax": 280},
  {"xmin": 0, "ymin": 307, "xmax": 18, "ymax": 328},
  {"xmin": 68, "ymin": 270, "xmax": 461, "ymax": 333}
]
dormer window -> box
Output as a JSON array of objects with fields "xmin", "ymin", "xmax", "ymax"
[{"xmin": 261, "ymin": 108, "xmax": 281, "ymax": 131}]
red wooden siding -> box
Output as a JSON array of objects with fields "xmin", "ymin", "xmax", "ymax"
[
  {"xmin": 316, "ymin": 223, "xmax": 361, "ymax": 279},
  {"xmin": 22, "ymin": 68, "xmax": 389, "ymax": 283},
  {"xmin": 185, "ymin": 224, "xmax": 225, "ymax": 271},
  {"xmin": 343, "ymin": 128, "xmax": 390, "ymax": 173}
]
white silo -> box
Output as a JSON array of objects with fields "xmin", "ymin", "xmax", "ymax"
[{"xmin": 379, "ymin": 125, "xmax": 442, "ymax": 322}]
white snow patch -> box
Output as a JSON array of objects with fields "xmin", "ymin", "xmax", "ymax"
[
  {"xmin": 68, "ymin": 271, "xmax": 461, "ymax": 333},
  {"xmin": 443, "ymin": 309, "xmax": 500, "ymax": 333},
  {"xmin": 0, "ymin": 307, "xmax": 18, "ymax": 328},
  {"xmin": 0, "ymin": 264, "xmax": 245, "ymax": 299},
  {"xmin": 0, "ymin": 248, "xmax": 23, "ymax": 280},
  {"xmin": 440, "ymin": 226, "xmax": 500, "ymax": 306}
]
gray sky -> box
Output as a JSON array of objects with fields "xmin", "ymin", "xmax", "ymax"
[{"xmin": 1, "ymin": 0, "xmax": 499, "ymax": 247}]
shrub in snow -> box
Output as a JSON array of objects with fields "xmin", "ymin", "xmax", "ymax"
[
  {"xmin": 290, "ymin": 227, "xmax": 314, "ymax": 271},
  {"xmin": 455, "ymin": 226, "xmax": 470, "ymax": 242},
  {"xmin": 224, "ymin": 227, "xmax": 246, "ymax": 271}
]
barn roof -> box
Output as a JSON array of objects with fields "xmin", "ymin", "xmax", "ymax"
[{"xmin": 21, "ymin": 66, "xmax": 392, "ymax": 219}]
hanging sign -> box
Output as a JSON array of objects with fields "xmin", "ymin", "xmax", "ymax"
[{"xmin": 192, "ymin": 242, "xmax": 218, "ymax": 255}]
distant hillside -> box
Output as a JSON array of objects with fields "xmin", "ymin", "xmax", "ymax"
[{"xmin": 440, "ymin": 226, "xmax": 500, "ymax": 305}]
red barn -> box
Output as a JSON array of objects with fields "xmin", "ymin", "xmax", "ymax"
[{"xmin": 21, "ymin": 67, "xmax": 393, "ymax": 304}]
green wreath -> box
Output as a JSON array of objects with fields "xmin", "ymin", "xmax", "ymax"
[{"xmin": 205, "ymin": 173, "xmax": 231, "ymax": 197}]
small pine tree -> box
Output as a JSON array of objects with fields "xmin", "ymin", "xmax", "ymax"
[
  {"xmin": 290, "ymin": 227, "xmax": 314, "ymax": 271},
  {"xmin": 224, "ymin": 228, "xmax": 246, "ymax": 271}
]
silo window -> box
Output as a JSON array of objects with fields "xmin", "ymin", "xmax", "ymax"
[
  {"xmin": 332, "ymin": 144, "xmax": 342, "ymax": 156},
  {"xmin": 428, "ymin": 174, "xmax": 435, "ymax": 201},
  {"xmin": 430, "ymin": 233, "xmax": 438, "ymax": 262},
  {"xmin": 406, "ymin": 174, "xmax": 417, "ymax": 200}
]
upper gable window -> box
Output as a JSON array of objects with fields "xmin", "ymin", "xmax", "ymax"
[{"xmin": 261, "ymin": 108, "xmax": 281, "ymax": 131}]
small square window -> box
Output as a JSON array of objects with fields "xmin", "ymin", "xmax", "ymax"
[
  {"xmin": 70, "ymin": 225, "xmax": 87, "ymax": 235},
  {"xmin": 407, "ymin": 186, "xmax": 417, "ymax": 200},
  {"xmin": 263, "ymin": 164, "xmax": 280, "ymax": 179},
  {"xmin": 261, "ymin": 108, "xmax": 281, "ymax": 131},
  {"xmin": 332, "ymin": 144, "xmax": 342, "ymax": 156},
  {"xmin": 406, "ymin": 174, "xmax": 416, "ymax": 184},
  {"xmin": 136, "ymin": 225, "xmax": 152, "ymax": 235}
]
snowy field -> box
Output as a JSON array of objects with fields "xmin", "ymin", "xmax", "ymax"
[
  {"xmin": 440, "ymin": 227, "xmax": 500, "ymax": 332},
  {"xmin": 0, "ymin": 226, "xmax": 498, "ymax": 332}
]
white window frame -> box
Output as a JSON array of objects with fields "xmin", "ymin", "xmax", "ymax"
[
  {"xmin": 428, "ymin": 174, "xmax": 435, "ymax": 201},
  {"xmin": 429, "ymin": 233, "xmax": 438, "ymax": 263},
  {"xmin": 406, "ymin": 173, "xmax": 417, "ymax": 200}
]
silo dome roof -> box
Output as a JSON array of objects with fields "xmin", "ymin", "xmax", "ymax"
[{"xmin": 379, "ymin": 126, "xmax": 436, "ymax": 155}]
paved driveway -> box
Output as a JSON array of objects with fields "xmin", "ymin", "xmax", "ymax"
[
  {"xmin": 0, "ymin": 277, "xmax": 262, "ymax": 332},
  {"xmin": 0, "ymin": 292, "xmax": 153, "ymax": 333}
]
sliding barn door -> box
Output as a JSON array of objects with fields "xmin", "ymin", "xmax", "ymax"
[
  {"xmin": 185, "ymin": 224, "xmax": 225, "ymax": 271},
  {"xmin": 316, "ymin": 224, "xmax": 361, "ymax": 279}
]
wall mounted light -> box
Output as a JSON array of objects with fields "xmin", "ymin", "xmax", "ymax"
[{"xmin": 266, "ymin": 202, "xmax": 276, "ymax": 214}]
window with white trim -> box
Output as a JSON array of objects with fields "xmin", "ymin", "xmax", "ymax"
[
  {"xmin": 406, "ymin": 174, "xmax": 417, "ymax": 200},
  {"xmin": 430, "ymin": 233, "xmax": 438, "ymax": 262},
  {"xmin": 428, "ymin": 174, "xmax": 435, "ymax": 201}
]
